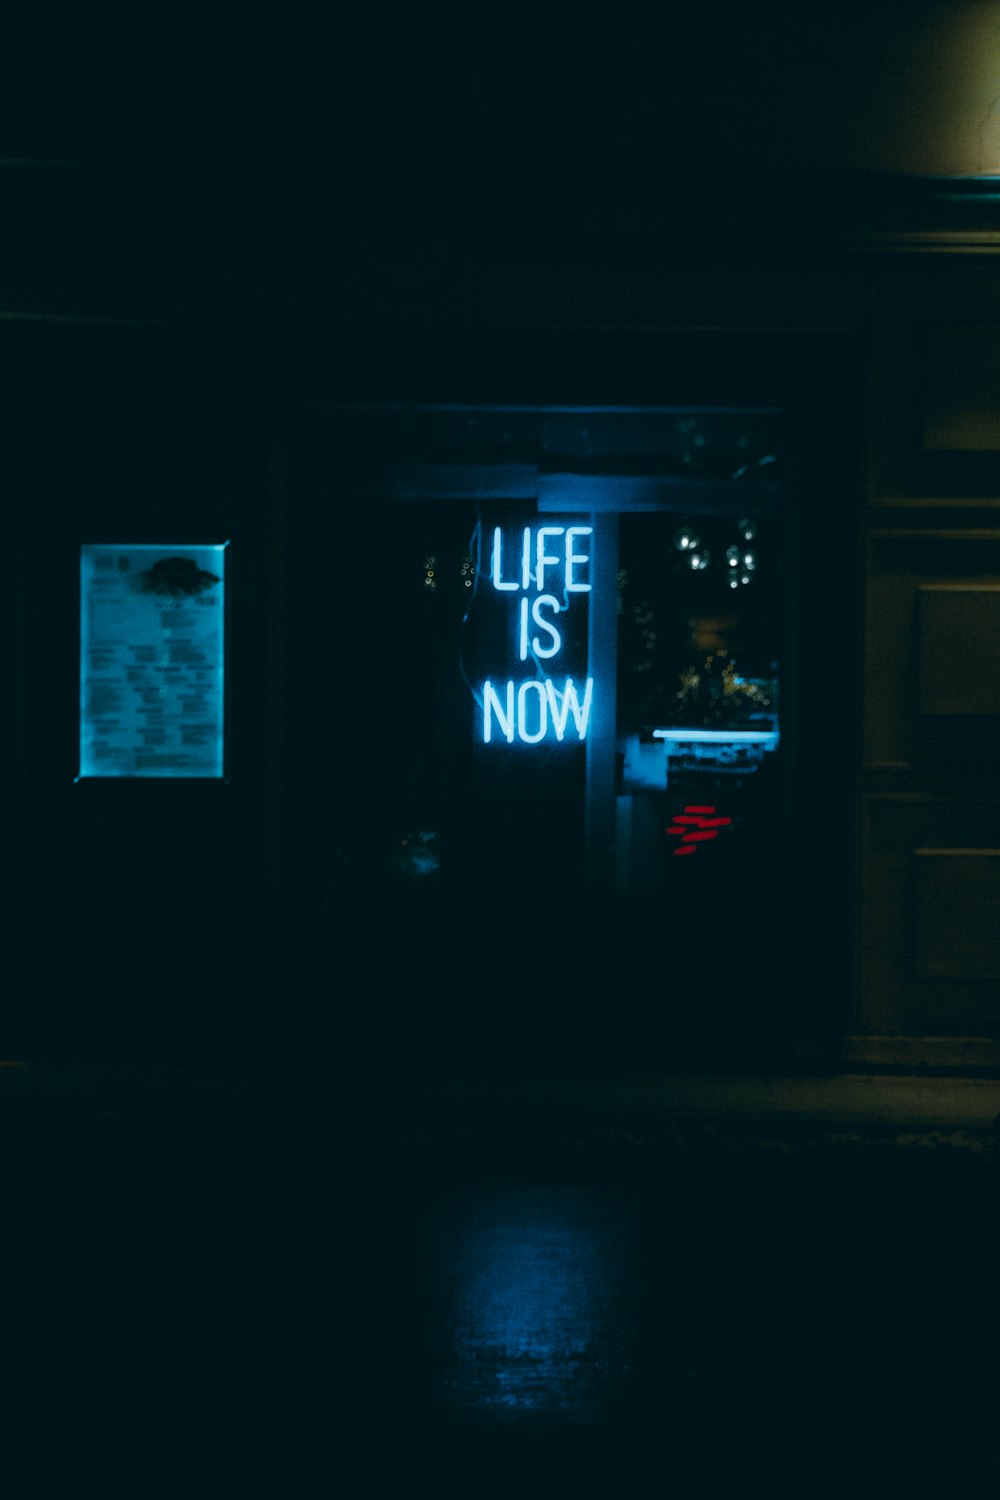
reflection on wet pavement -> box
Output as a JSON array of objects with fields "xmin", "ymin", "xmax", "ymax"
[
  {"xmin": 429, "ymin": 1185, "xmax": 632, "ymax": 1421},
  {"xmin": 2, "ymin": 1100, "xmax": 998, "ymax": 1495}
]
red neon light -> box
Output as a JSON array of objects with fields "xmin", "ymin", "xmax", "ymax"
[
  {"xmin": 672, "ymin": 815, "xmax": 731, "ymax": 828},
  {"xmin": 665, "ymin": 803, "xmax": 732, "ymax": 856}
]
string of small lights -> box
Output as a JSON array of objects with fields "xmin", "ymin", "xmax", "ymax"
[{"xmin": 674, "ymin": 517, "xmax": 759, "ymax": 586}]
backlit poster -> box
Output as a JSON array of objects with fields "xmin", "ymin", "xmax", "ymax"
[{"xmin": 79, "ymin": 543, "xmax": 227, "ymax": 778}]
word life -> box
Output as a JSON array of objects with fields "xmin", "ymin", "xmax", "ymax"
[{"xmin": 482, "ymin": 524, "xmax": 595, "ymax": 745}]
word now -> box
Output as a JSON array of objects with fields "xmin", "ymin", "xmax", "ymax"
[
  {"xmin": 483, "ymin": 677, "xmax": 594, "ymax": 744},
  {"xmin": 491, "ymin": 526, "xmax": 592, "ymax": 594}
]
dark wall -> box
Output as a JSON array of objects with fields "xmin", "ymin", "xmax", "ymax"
[
  {"xmin": 3, "ymin": 323, "xmax": 862, "ymax": 1074},
  {"xmin": 0, "ymin": 1, "xmax": 992, "ymax": 292}
]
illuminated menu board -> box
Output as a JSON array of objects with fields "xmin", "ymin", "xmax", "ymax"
[{"xmin": 79, "ymin": 544, "xmax": 227, "ymax": 778}]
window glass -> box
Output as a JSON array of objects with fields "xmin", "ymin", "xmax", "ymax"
[{"xmin": 309, "ymin": 407, "xmax": 783, "ymax": 905}]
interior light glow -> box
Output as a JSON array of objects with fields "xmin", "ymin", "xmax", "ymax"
[{"xmin": 653, "ymin": 728, "xmax": 779, "ymax": 746}]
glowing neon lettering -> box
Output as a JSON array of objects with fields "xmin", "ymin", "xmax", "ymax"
[
  {"xmin": 544, "ymin": 676, "xmax": 593, "ymax": 741},
  {"xmin": 483, "ymin": 679, "xmax": 515, "ymax": 743},
  {"xmin": 481, "ymin": 677, "xmax": 594, "ymax": 743},
  {"xmin": 519, "ymin": 594, "xmax": 562, "ymax": 660},
  {"xmin": 483, "ymin": 523, "xmax": 594, "ymax": 747},
  {"xmin": 535, "ymin": 527, "xmax": 564, "ymax": 590},
  {"xmin": 517, "ymin": 680, "xmax": 548, "ymax": 743},
  {"xmin": 491, "ymin": 527, "xmax": 519, "ymax": 591},
  {"xmin": 489, "ymin": 527, "xmax": 593, "ymax": 596},
  {"xmin": 564, "ymin": 527, "xmax": 592, "ymax": 592}
]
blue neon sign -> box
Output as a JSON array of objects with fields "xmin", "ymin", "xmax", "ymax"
[{"xmin": 481, "ymin": 523, "xmax": 593, "ymax": 745}]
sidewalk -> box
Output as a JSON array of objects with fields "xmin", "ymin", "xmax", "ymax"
[{"xmin": 2, "ymin": 1059, "xmax": 997, "ymax": 1149}]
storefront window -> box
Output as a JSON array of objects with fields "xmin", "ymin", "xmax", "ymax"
[{"xmin": 298, "ymin": 406, "xmax": 784, "ymax": 905}]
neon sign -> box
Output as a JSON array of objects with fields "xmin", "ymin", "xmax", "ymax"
[
  {"xmin": 482, "ymin": 524, "xmax": 594, "ymax": 745},
  {"xmin": 665, "ymin": 804, "xmax": 732, "ymax": 856}
]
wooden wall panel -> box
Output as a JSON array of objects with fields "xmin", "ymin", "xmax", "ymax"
[
  {"xmin": 922, "ymin": 325, "xmax": 1000, "ymax": 452},
  {"xmin": 917, "ymin": 584, "xmax": 1000, "ymax": 715},
  {"xmin": 860, "ymin": 797, "xmax": 1000, "ymax": 1035},
  {"xmin": 865, "ymin": 533, "xmax": 1000, "ymax": 767},
  {"xmin": 913, "ymin": 849, "xmax": 1000, "ymax": 981},
  {"xmin": 861, "ymin": 287, "xmax": 1000, "ymax": 1052},
  {"xmin": 868, "ymin": 267, "xmax": 1000, "ymax": 502}
]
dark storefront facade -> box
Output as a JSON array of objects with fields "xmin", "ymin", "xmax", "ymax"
[
  {"xmin": 4, "ymin": 322, "xmax": 854, "ymax": 1071},
  {"xmin": 5, "ymin": 205, "xmax": 1000, "ymax": 1077},
  {"xmin": 4, "ymin": 7, "xmax": 1000, "ymax": 1083},
  {"xmin": 7, "ymin": 12, "xmax": 1000, "ymax": 1493}
]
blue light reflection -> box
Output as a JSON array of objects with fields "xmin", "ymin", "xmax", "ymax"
[{"xmin": 435, "ymin": 1186, "xmax": 630, "ymax": 1422}]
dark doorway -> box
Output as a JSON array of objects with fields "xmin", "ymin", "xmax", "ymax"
[{"xmin": 282, "ymin": 330, "xmax": 861, "ymax": 1076}]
